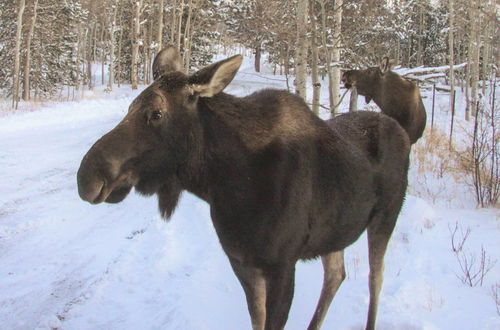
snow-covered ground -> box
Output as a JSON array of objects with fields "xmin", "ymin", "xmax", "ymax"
[{"xmin": 0, "ymin": 55, "xmax": 499, "ymax": 330}]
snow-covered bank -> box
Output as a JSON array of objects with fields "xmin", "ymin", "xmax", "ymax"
[{"xmin": 0, "ymin": 56, "xmax": 498, "ymax": 330}]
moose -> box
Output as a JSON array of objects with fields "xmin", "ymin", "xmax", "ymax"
[
  {"xmin": 342, "ymin": 57, "xmax": 427, "ymax": 144},
  {"xmin": 77, "ymin": 47, "xmax": 410, "ymax": 330}
]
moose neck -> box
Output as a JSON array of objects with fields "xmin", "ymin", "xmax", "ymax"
[{"xmin": 176, "ymin": 92, "xmax": 262, "ymax": 203}]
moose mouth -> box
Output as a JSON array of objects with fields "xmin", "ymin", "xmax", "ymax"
[{"xmin": 79, "ymin": 171, "xmax": 135, "ymax": 205}]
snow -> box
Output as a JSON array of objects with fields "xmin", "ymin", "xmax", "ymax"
[{"xmin": 0, "ymin": 55, "xmax": 499, "ymax": 330}]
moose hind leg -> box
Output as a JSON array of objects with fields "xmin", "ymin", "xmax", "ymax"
[
  {"xmin": 365, "ymin": 215, "xmax": 397, "ymax": 330},
  {"xmin": 264, "ymin": 264, "xmax": 296, "ymax": 330},
  {"xmin": 307, "ymin": 250, "xmax": 346, "ymax": 330},
  {"xmin": 228, "ymin": 257, "xmax": 267, "ymax": 330}
]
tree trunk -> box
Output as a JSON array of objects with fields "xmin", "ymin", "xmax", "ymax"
[
  {"xmin": 309, "ymin": 0, "xmax": 320, "ymax": 115},
  {"xmin": 183, "ymin": 0, "xmax": 194, "ymax": 72},
  {"xmin": 100, "ymin": 23, "xmax": 105, "ymax": 86},
  {"xmin": 469, "ymin": 0, "xmax": 481, "ymax": 118},
  {"xmin": 320, "ymin": 0, "xmax": 334, "ymax": 113},
  {"xmin": 22, "ymin": 0, "xmax": 38, "ymax": 101},
  {"xmin": 170, "ymin": 0, "xmax": 177, "ymax": 45},
  {"xmin": 157, "ymin": 0, "xmax": 164, "ymax": 50},
  {"xmin": 117, "ymin": 13, "xmax": 123, "ymax": 87},
  {"xmin": 349, "ymin": 87, "xmax": 358, "ymax": 112},
  {"xmin": 448, "ymin": 0, "xmax": 456, "ymax": 117},
  {"xmin": 148, "ymin": 20, "xmax": 154, "ymax": 83},
  {"xmin": 176, "ymin": 0, "xmax": 185, "ymax": 51},
  {"xmin": 131, "ymin": 0, "xmax": 143, "ymax": 89},
  {"xmin": 12, "ymin": 0, "xmax": 25, "ymax": 109},
  {"xmin": 108, "ymin": 0, "xmax": 120, "ymax": 91},
  {"xmin": 254, "ymin": 45, "xmax": 261, "ymax": 73},
  {"xmin": 295, "ymin": 0, "xmax": 308, "ymax": 100},
  {"xmin": 331, "ymin": 0, "xmax": 343, "ymax": 117},
  {"xmin": 416, "ymin": 0, "xmax": 424, "ymax": 66}
]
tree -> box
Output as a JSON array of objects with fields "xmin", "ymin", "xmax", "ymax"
[
  {"xmin": 130, "ymin": 0, "xmax": 143, "ymax": 90},
  {"xmin": 330, "ymin": 0, "xmax": 343, "ymax": 116},
  {"xmin": 12, "ymin": 0, "xmax": 25, "ymax": 108},
  {"xmin": 295, "ymin": 0, "xmax": 308, "ymax": 99},
  {"xmin": 448, "ymin": 0, "xmax": 455, "ymax": 117},
  {"xmin": 22, "ymin": 0, "xmax": 38, "ymax": 101},
  {"xmin": 108, "ymin": 0, "xmax": 120, "ymax": 91}
]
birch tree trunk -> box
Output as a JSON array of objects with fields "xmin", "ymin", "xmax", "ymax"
[
  {"xmin": 416, "ymin": 0, "xmax": 424, "ymax": 66},
  {"xmin": 349, "ymin": 87, "xmax": 358, "ymax": 112},
  {"xmin": 183, "ymin": 0, "xmax": 194, "ymax": 72},
  {"xmin": 176, "ymin": 0, "xmax": 185, "ymax": 51},
  {"xmin": 108, "ymin": 0, "xmax": 120, "ymax": 91},
  {"xmin": 131, "ymin": 0, "xmax": 143, "ymax": 90},
  {"xmin": 254, "ymin": 45, "xmax": 261, "ymax": 73},
  {"xmin": 469, "ymin": 0, "xmax": 481, "ymax": 118},
  {"xmin": 12, "ymin": 0, "xmax": 26, "ymax": 109},
  {"xmin": 23, "ymin": 0, "xmax": 38, "ymax": 101},
  {"xmin": 331, "ymin": 0, "xmax": 343, "ymax": 117},
  {"xmin": 100, "ymin": 23, "xmax": 106, "ymax": 86},
  {"xmin": 309, "ymin": 0, "xmax": 320, "ymax": 115},
  {"xmin": 170, "ymin": 0, "xmax": 177, "ymax": 45},
  {"xmin": 320, "ymin": 0, "xmax": 334, "ymax": 113},
  {"xmin": 157, "ymin": 0, "xmax": 164, "ymax": 50},
  {"xmin": 117, "ymin": 10, "xmax": 123, "ymax": 87},
  {"xmin": 448, "ymin": 0, "xmax": 456, "ymax": 117},
  {"xmin": 295, "ymin": 0, "xmax": 308, "ymax": 100}
]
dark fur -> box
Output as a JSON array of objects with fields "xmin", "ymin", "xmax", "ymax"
[
  {"xmin": 77, "ymin": 52, "xmax": 410, "ymax": 329},
  {"xmin": 342, "ymin": 64, "xmax": 427, "ymax": 144}
]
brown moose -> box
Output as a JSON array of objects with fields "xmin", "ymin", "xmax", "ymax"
[
  {"xmin": 342, "ymin": 58, "xmax": 427, "ymax": 144},
  {"xmin": 77, "ymin": 47, "xmax": 410, "ymax": 330}
]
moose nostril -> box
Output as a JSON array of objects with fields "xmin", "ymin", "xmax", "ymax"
[
  {"xmin": 77, "ymin": 157, "xmax": 106, "ymax": 203},
  {"xmin": 77, "ymin": 174, "xmax": 105, "ymax": 204}
]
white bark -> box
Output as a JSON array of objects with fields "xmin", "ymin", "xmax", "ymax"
[
  {"xmin": 295, "ymin": 0, "xmax": 308, "ymax": 100},
  {"xmin": 448, "ymin": 0, "xmax": 455, "ymax": 117},
  {"xmin": 157, "ymin": 0, "xmax": 164, "ymax": 50},
  {"xmin": 310, "ymin": 0, "xmax": 320, "ymax": 115},
  {"xmin": 331, "ymin": 0, "xmax": 343, "ymax": 117},
  {"xmin": 176, "ymin": 0, "xmax": 185, "ymax": 51},
  {"xmin": 23, "ymin": 0, "xmax": 38, "ymax": 101},
  {"xmin": 13, "ymin": 0, "xmax": 25, "ymax": 109},
  {"xmin": 131, "ymin": 0, "xmax": 143, "ymax": 89},
  {"xmin": 108, "ymin": 0, "xmax": 120, "ymax": 91}
]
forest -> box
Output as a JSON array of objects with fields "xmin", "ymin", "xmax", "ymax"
[{"xmin": 0, "ymin": 0, "xmax": 497, "ymax": 111}]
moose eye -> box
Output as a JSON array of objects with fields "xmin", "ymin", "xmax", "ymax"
[{"xmin": 150, "ymin": 110, "xmax": 162, "ymax": 121}]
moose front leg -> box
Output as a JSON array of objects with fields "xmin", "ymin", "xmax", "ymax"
[{"xmin": 228, "ymin": 257, "xmax": 267, "ymax": 330}]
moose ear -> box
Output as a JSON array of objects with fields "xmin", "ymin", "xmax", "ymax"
[
  {"xmin": 188, "ymin": 55, "xmax": 243, "ymax": 97},
  {"xmin": 379, "ymin": 57, "xmax": 397, "ymax": 74},
  {"xmin": 152, "ymin": 46, "xmax": 184, "ymax": 80}
]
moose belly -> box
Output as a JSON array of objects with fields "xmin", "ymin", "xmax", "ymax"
[{"xmin": 299, "ymin": 198, "xmax": 375, "ymax": 260}]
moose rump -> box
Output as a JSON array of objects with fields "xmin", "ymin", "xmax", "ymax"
[{"xmin": 77, "ymin": 47, "xmax": 410, "ymax": 330}]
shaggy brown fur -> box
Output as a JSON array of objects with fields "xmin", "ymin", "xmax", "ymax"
[
  {"xmin": 77, "ymin": 47, "xmax": 410, "ymax": 330},
  {"xmin": 342, "ymin": 58, "xmax": 427, "ymax": 144}
]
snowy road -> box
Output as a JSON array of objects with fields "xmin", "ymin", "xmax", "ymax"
[{"xmin": 1, "ymin": 66, "xmax": 499, "ymax": 329}]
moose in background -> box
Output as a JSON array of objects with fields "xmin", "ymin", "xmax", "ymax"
[
  {"xmin": 342, "ymin": 57, "xmax": 427, "ymax": 144},
  {"xmin": 77, "ymin": 47, "xmax": 410, "ymax": 330}
]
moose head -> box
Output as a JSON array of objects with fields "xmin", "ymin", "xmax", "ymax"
[
  {"xmin": 77, "ymin": 46, "xmax": 243, "ymax": 218},
  {"xmin": 342, "ymin": 57, "xmax": 398, "ymax": 104}
]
